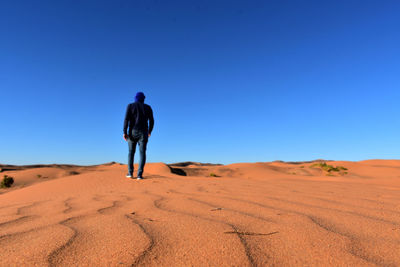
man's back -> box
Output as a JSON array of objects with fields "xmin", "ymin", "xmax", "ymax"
[{"xmin": 123, "ymin": 101, "xmax": 154, "ymax": 137}]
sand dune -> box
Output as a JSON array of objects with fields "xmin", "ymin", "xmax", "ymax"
[{"xmin": 0, "ymin": 160, "xmax": 399, "ymax": 266}]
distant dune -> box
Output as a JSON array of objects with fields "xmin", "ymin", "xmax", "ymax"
[{"xmin": 1, "ymin": 160, "xmax": 399, "ymax": 266}]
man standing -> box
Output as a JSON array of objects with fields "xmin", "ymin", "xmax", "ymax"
[{"xmin": 123, "ymin": 92, "xmax": 154, "ymax": 180}]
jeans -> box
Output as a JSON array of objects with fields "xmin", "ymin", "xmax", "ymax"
[{"xmin": 127, "ymin": 130, "xmax": 148, "ymax": 177}]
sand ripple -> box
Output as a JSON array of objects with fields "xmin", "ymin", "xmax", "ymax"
[{"xmin": 0, "ymin": 161, "xmax": 399, "ymax": 266}]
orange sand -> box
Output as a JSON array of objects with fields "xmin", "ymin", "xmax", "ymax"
[{"xmin": 0, "ymin": 160, "xmax": 399, "ymax": 266}]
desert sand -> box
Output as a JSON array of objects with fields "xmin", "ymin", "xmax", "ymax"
[{"xmin": 0, "ymin": 160, "xmax": 399, "ymax": 266}]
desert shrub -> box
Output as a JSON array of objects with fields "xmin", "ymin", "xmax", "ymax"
[
  {"xmin": 310, "ymin": 163, "xmax": 320, "ymax": 168},
  {"xmin": 69, "ymin": 171, "xmax": 80, "ymax": 175},
  {"xmin": 1, "ymin": 175, "xmax": 14, "ymax": 188},
  {"xmin": 310, "ymin": 162, "xmax": 348, "ymax": 174},
  {"xmin": 310, "ymin": 162, "xmax": 332, "ymax": 171},
  {"xmin": 37, "ymin": 174, "xmax": 42, "ymax": 178},
  {"xmin": 209, "ymin": 173, "xmax": 219, "ymax": 177}
]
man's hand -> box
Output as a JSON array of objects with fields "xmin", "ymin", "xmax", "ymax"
[{"xmin": 123, "ymin": 134, "xmax": 128, "ymax": 141}]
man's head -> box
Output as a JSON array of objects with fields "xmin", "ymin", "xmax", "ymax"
[{"xmin": 135, "ymin": 92, "xmax": 145, "ymax": 103}]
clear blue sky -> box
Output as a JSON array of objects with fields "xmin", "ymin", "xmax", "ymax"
[{"xmin": 1, "ymin": 0, "xmax": 399, "ymax": 165}]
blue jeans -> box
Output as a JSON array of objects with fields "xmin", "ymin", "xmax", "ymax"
[{"xmin": 127, "ymin": 130, "xmax": 148, "ymax": 177}]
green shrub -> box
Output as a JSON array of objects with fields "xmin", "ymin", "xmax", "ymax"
[
  {"xmin": 209, "ymin": 173, "xmax": 219, "ymax": 177},
  {"xmin": 1, "ymin": 175, "xmax": 14, "ymax": 188},
  {"xmin": 310, "ymin": 162, "xmax": 348, "ymax": 173},
  {"xmin": 37, "ymin": 174, "xmax": 42, "ymax": 178},
  {"xmin": 310, "ymin": 162, "xmax": 333, "ymax": 171}
]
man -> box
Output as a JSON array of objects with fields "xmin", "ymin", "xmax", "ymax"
[{"xmin": 123, "ymin": 92, "xmax": 154, "ymax": 180}]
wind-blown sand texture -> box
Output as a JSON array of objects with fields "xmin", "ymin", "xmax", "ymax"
[{"xmin": 0, "ymin": 160, "xmax": 399, "ymax": 266}]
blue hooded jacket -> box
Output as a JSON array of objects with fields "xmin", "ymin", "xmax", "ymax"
[{"xmin": 123, "ymin": 92, "xmax": 154, "ymax": 137}]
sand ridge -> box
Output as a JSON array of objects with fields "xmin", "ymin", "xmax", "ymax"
[{"xmin": 0, "ymin": 160, "xmax": 399, "ymax": 266}]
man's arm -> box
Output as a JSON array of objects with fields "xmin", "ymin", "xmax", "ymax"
[
  {"xmin": 148, "ymin": 106, "xmax": 154, "ymax": 136},
  {"xmin": 123, "ymin": 104, "xmax": 130, "ymax": 140}
]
